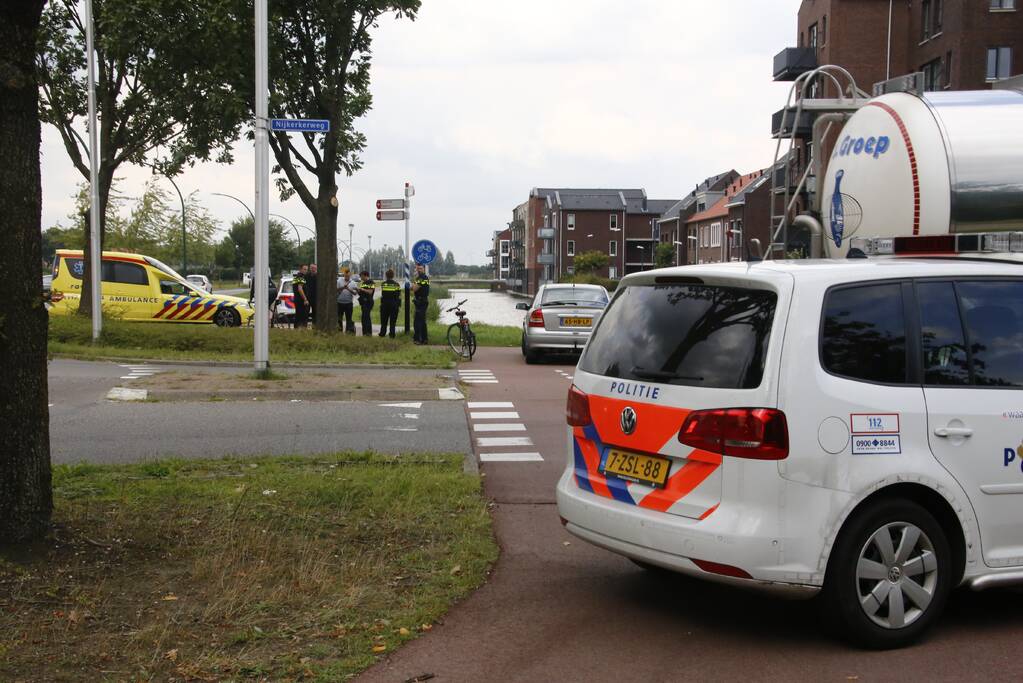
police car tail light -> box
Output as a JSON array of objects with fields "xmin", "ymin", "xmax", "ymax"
[
  {"xmin": 678, "ymin": 408, "xmax": 789, "ymax": 460},
  {"xmin": 566, "ymin": 385, "xmax": 592, "ymax": 427},
  {"xmin": 528, "ymin": 309, "xmax": 545, "ymax": 328}
]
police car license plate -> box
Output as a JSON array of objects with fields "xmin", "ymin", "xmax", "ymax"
[
  {"xmin": 601, "ymin": 449, "xmax": 670, "ymax": 488},
  {"xmin": 563, "ymin": 317, "xmax": 592, "ymax": 327}
]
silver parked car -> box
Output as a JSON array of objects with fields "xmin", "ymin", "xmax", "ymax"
[
  {"xmin": 186, "ymin": 274, "xmax": 213, "ymax": 293},
  {"xmin": 517, "ymin": 283, "xmax": 610, "ymax": 364}
]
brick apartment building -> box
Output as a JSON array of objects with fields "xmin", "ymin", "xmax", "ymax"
[
  {"xmin": 685, "ymin": 171, "xmax": 770, "ymax": 264},
  {"xmin": 655, "ymin": 170, "xmax": 739, "ymax": 266},
  {"xmin": 506, "ymin": 188, "xmax": 678, "ymax": 295},
  {"xmin": 793, "ymin": 0, "xmax": 1022, "ymax": 95}
]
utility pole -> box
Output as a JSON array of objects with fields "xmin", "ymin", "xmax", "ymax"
[
  {"xmin": 154, "ymin": 167, "xmax": 186, "ymax": 275},
  {"xmin": 84, "ymin": 0, "xmax": 101, "ymax": 340},
  {"xmin": 403, "ymin": 182, "xmax": 414, "ymax": 334},
  {"xmin": 253, "ymin": 0, "xmax": 269, "ymax": 371},
  {"xmin": 368, "ymin": 235, "xmax": 372, "ymax": 277}
]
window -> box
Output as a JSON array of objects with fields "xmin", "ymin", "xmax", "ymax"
[
  {"xmin": 500, "ymin": 255, "xmax": 509, "ymax": 270},
  {"xmin": 958, "ymin": 281, "xmax": 1023, "ymax": 387},
  {"xmin": 987, "ymin": 47, "xmax": 1012, "ymax": 80},
  {"xmin": 922, "ymin": 57, "xmax": 942, "ymax": 90},
  {"xmin": 65, "ymin": 258, "xmax": 149, "ymax": 286},
  {"xmin": 608, "ymin": 266, "xmax": 617, "ymax": 279},
  {"xmin": 500, "ymin": 240, "xmax": 509, "ymax": 255},
  {"xmin": 541, "ymin": 286, "xmax": 608, "ymax": 307},
  {"xmin": 567, "ymin": 240, "xmax": 575, "ymax": 257},
  {"xmin": 917, "ymin": 282, "xmax": 969, "ymax": 386},
  {"xmin": 921, "ymin": 0, "xmax": 942, "ymax": 39},
  {"xmin": 808, "ymin": 22, "xmax": 818, "ymax": 51},
  {"xmin": 566, "ymin": 266, "xmax": 574, "ymax": 275},
  {"xmin": 610, "ymin": 214, "xmax": 618, "ymax": 231},
  {"xmin": 543, "ymin": 214, "xmax": 549, "ymax": 228},
  {"xmin": 567, "ymin": 213, "xmax": 576, "ymax": 231},
  {"xmin": 990, "ymin": 0, "xmax": 1016, "ymax": 10},
  {"xmin": 944, "ymin": 51, "xmax": 952, "ymax": 87},
  {"xmin": 821, "ymin": 283, "xmax": 908, "ymax": 384},
  {"xmin": 609, "ymin": 240, "xmax": 618, "ymax": 257},
  {"xmin": 821, "ymin": 16, "xmax": 827, "ymax": 45},
  {"xmin": 710, "ymin": 223, "xmax": 721, "ymax": 248},
  {"xmin": 580, "ymin": 284, "xmax": 778, "ymax": 389}
]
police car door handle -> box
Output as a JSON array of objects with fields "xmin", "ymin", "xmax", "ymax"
[{"xmin": 934, "ymin": 426, "xmax": 973, "ymax": 438}]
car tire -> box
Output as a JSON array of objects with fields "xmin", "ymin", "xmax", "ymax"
[
  {"xmin": 821, "ymin": 498, "xmax": 952, "ymax": 649},
  {"xmin": 522, "ymin": 332, "xmax": 543, "ymax": 364},
  {"xmin": 213, "ymin": 307, "xmax": 240, "ymax": 328}
]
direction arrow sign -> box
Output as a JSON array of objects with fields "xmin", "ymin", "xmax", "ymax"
[
  {"xmin": 376, "ymin": 210, "xmax": 406, "ymax": 221},
  {"xmin": 376, "ymin": 198, "xmax": 405, "ymax": 210},
  {"xmin": 270, "ymin": 118, "xmax": 330, "ymax": 133}
]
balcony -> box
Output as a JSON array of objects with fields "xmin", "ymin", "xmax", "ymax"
[
  {"xmin": 537, "ymin": 253, "xmax": 555, "ymax": 265},
  {"xmin": 537, "ymin": 228, "xmax": 555, "ymax": 240},
  {"xmin": 486, "ymin": 249, "xmax": 496, "ymax": 258},
  {"xmin": 773, "ymin": 47, "xmax": 817, "ymax": 81},
  {"xmin": 771, "ymin": 107, "xmax": 813, "ymax": 138}
]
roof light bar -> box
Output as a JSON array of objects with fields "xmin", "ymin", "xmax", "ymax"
[{"xmin": 850, "ymin": 232, "xmax": 1023, "ymax": 256}]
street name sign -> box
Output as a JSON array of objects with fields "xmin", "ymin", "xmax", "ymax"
[
  {"xmin": 270, "ymin": 118, "xmax": 330, "ymax": 133},
  {"xmin": 413, "ymin": 239, "xmax": 439, "ymax": 265},
  {"xmin": 376, "ymin": 198, "xmax": 405, "ymax": 210},
  {"xmin": 376, "ymin": 210, "xmax": 406, "ymax": 221}
]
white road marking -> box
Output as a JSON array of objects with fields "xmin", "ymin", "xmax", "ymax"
[
  {"xmin": 402, "ymin": 413, "xmax": 420, "ymax": 419},
  {"xmin": 379, "ymin": 402, "xmax": 423, "ymax": 408},
  {"xmin": 106, "ymin": 387, "xmax": 148, "ymax": 401},
  {"xmin": 470, "ymin": 411, "xmax": 520, "ymax": 420},
  {"xmin": 384, "ymin": 427, "xmax": 417, "ymax": 432},
  {"xmin": 467, "ymin": 401, "xmax": 514, "ymax": 409},
  {"xmin": 473, "ymin": 423, "xmax": 526, "ymax": 432},
  {"xmin": 462, "ymin": 379, "xmax": 498, "ymax": 384},
  {"xmin": 438, "ymin": 387, "xmax": 465, "ymax": 400},
  {"xmin": 480, "ymin": 452, "xmax": 544, "ymax": 462},
  {"xmin": 477, "ymin": 436, "xmax": 533, "ymax": 447}
]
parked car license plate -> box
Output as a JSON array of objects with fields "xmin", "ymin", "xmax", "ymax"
[
  {"xmin": 563, "ymin": 317, "xmax": 592, "ymax": 327},
  {"xmin": 601, "ymin": 449, "xmax": 670, "ymax": 488}
]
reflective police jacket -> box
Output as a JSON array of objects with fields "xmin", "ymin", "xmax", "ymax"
[
  {"xmin": 381, "ymin": 279, "xmax": 401, "ymax": 307},
  {"xmin": 358, "ymin": 278, "xmax": 376, "ymax": 307}
]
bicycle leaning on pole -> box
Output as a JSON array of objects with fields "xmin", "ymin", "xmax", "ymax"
[{"xmin": 445, "ymin": 299, "xmax": 477, "ymax": 360}]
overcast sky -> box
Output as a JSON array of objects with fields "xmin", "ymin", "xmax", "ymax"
[{"xmin": 40, "ymin": 0, "xmax": 801, "ymax": 266}]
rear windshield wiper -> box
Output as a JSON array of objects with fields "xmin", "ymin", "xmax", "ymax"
[
  {"xmin": 543, "ymin": 300, "xmax": 575, "ymax": 306},
  {"xmin": 630, "ymin": 366, "xmax": 704, "ymax": 382}
]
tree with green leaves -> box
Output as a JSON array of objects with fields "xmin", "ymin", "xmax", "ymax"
[
  {"xmin": 654, "ymin": 242, "xmax": 675, "ymax": 268},
  {"xmin": 443, "ymin": 250, "xmax": 456, "ymax": 276},
  {"xmin": 573, "ymin": 250, "xmax": 610, "ymax": 275},
  {"xmin": 225, "ymin": 216, "xmax": 297, "ymax": 279},
  {"xmin": 37, "ymin": 0, "xmax": 244, "ymax": 314},
  {"xmin": 191, "ymin": 0, "xmax": 420, "ymax": 329},
  {"xmin": 1, "ymin": 0, "xmax": 52, "ymax": 543}
]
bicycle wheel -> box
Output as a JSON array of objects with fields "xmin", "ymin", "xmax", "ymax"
[
  {"xmin": 447, "ymin": 323, "xmax": 467, "ymax": 357},
  {"xmin": 467, "ymin": 329, "xmax": 477, "ymax": 360}
]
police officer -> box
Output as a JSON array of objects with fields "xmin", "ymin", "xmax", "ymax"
[
  {"xmin": 412, "ymin": 263, "xmax": 430, "ymax": 344},
  {"xmin": 357, "ymin": 270, "xmax": 376, "ymax": 336},
  {"xmin": 292, "ymin": 264, "xmax": 309, "ymax": 328},
  {"xmin": 306, "ymin": 263, "xmax": 318, "ymax": 324},
  {"xmin": 378, "ymin": 269, "xmax": 400, "ymax": 339}
]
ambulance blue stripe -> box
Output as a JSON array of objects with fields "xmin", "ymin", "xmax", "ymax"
[{"xmin": 573, "ymin": 440, "xmax": 594, "ymax": 494}]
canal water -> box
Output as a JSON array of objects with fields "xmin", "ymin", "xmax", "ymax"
[{"xmin": 437, "ymin": 289, "xmax": 526, "ymax": 327}]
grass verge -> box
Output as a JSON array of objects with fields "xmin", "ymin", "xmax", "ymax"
[
  {"xmin": 0, "ymin": 453, "xmax": 497, "ymax": 681},
  {"xmin": 49, "ymin": 316, "xmax": 453, "ymax": 366}
]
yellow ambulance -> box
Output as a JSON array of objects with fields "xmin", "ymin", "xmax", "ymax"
[{"xmin": 49, "ymin": 249, "xmax": 254, "ymax": 327}]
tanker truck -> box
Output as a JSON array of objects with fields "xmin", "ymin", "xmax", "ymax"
[{"xmin": 813, "ymin": 83, "xmax": 1023, "ymax": 259}]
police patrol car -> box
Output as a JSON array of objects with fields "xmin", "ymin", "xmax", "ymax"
[
  {"xmin": 49, "ymin": 249, "xmax": 253, "ymax": 326},
  {"xmin": 557, "ymin": 248, "xmax": 1023, "ymax": 648}
]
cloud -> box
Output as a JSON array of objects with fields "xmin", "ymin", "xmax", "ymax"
[{"xmin": 40, "ymin": 0, "xmax": 801, "ymax": 266}]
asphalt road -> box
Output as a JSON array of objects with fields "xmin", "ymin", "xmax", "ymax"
[
  {"xmin": 358, "ymin": 347, "xmax": 1023, "ymax": 683},
  {"xmin": 47, "ymin": 359, "xmax": 470, "ymax": 463}
]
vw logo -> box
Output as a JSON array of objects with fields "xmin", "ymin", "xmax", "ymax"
[{"xmin": 620, "ymin": 406, "xmax": 637, "ymax": 435}]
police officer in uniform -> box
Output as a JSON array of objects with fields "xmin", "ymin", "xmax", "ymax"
[
  {"xmin": 292, "ymin": 264, "xmax": 309, "ymax": 328},
  {"xmin": 357, "ymin": 270, "xmax": 375, "ymax": 336},
  {"xmin": 412, "ymin": 263, "xmax": 430, "ymax": 344},
  {"xmin": 378, "ymin": 269, "xmax": 400, "ymax": 338}
]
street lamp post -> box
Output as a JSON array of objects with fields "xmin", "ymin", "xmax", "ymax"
[
  {"xmin": 153, "ymin": 167, "xmax": 187, "ymax": 274},
  {"xmin": 84, "ymin": 0, "xmax": 101, "ymax": 340},
  {"xmin": 211, "ymin": 192, "xmax": 255, "ymax": 221},
  {"xmin": 367, "ymin": 235, "xmax": 372, "ymax": 277}
]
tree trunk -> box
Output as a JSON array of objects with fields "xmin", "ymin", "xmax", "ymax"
[
  {"xmin": 0, "ymin": 0, "xmax": 53, "ymax": 543},
  {"xmin": 314, "ymin": 196, "xmax": 339, "ymax": 331}
]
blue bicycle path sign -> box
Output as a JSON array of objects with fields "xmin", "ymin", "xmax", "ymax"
[{"xmin": 412, "ymin": 239, "xmax": 439, "ymax": 265}]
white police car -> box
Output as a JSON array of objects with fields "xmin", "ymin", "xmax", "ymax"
[{"xmin": 558, "ymin": 255, "xmax": 1023, "ymax": 648}]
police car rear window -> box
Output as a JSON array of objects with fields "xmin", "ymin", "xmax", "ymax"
[{"xmin": 579, "ymin": 284, "xmax": 777, "ymax": 389}]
